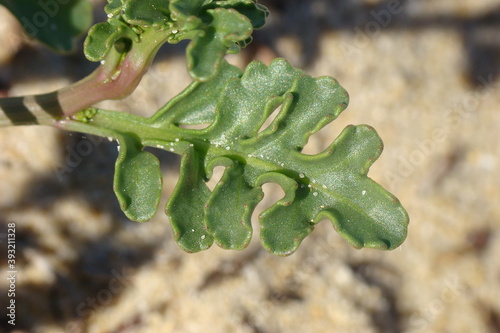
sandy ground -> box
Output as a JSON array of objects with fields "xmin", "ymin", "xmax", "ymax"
[{"xmin": 1, "ymin": 0, "xmax": 500, "ymax": 332}]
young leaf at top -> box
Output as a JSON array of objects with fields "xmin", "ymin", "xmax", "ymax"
[
  {"xmin": 82, "ymin": 0, "xmax": 268, "ymax": 81},
  {"xmin": 121, "ymin": 0, "xmax": 170, "ymax": 28},
  {"xmin": 169, "ymin": 0, "xmax": 268, "ymax": 80},
  {"xmin": 211, "ymin": 0, "xmax": 269, "ymax": 30},
  {"xmin": 184, "ymin": 8, "xmax": 253, "ymax": 81},
  {"xmin": 84, "ymin": 19, "xmax": 139, "ymax": 62},
  {"xmin": 104, "ymin": 0, "xmax": 123, "ymax": 17},
  {"xmin": 0, "ymin": 0, "xmax": 93, "ymax": 52}
]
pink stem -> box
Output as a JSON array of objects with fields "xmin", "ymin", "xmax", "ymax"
[{"xmin": 0, "ymin": 27, "xmax": 169, "ymax": 126}]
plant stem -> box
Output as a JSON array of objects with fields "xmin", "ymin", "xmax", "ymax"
[{"xmin": 0, "ymin": 27, "xmax": 171, "ymax": 127}]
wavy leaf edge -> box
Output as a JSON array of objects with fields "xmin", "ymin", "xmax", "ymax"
[{"xmin": 85, "ymin": 58, "xmax": 409, "ymax": 255}]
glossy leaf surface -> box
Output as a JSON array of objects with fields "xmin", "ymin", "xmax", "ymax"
[
  {"xmin": 163, "ymin": 59, "xmax": 408, "ymax": 254},
  {"xmin": 91, "ymin": 59, "xmax": 408, "ymax": 255}
]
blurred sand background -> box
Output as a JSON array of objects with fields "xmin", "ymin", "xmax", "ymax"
[{"xmin": 0, "ymin": 0, "xmax": 499, "ymax": 332}]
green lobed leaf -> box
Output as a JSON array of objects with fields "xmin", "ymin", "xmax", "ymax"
[
  {"xmin": 72, "ymin": 58, "xmax": 408, "ymax": 255},
  {"xmin": 152, "ymin": 58, "xmax": 408, "ymax": 254},
  {"xmin": 113, "ymin": 134, "xmax": 162, "ymax": 222},
  {"xmin": 0, "ymin": 0, "xmax": 93, "ymax": 52}
]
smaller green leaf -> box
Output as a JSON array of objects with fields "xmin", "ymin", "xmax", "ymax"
[
  {"xmin": 168, "ymin": 1, "xmax": 268, "ymax": 80},
  {"xmin": 186, "ymin": 8, "xmax": 253, "ymax": 80},
  {"xmin": 105, "ymin": 0, "xmax": 123, "ymax": 17},
  {"xmin": 0, "ymin": 0, "xmax": 93, "ymax": 52},
  {"xmin": 122, "ymin": 0, "xmax": 170, "ymax": 28},
  {"xmin": 114, "ymin": 134, "xmax": 162, "ymax": 222},
  {"xmin": 211, "ymin": 0, "xmax": 269, "ymax": 29},
  {"xmin": 84, "ymin": 19, "xmax": 139, "ymax": 62},
  {"xmin": 166, "ymin": 146, "xmax": 214, "ymax": 252}
]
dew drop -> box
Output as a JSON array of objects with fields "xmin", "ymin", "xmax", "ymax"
[
  {"xmin": 313, "ymin": 192, "xmax": 318, "ymax": 196},
  {"xmin": 299, "ymin": 173, "xmax": 305, "ymax": 178}
]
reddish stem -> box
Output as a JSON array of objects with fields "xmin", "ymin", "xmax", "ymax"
[{"xmin": 0, "ymin": 27, "xmax": 169, "ymax": 126}]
